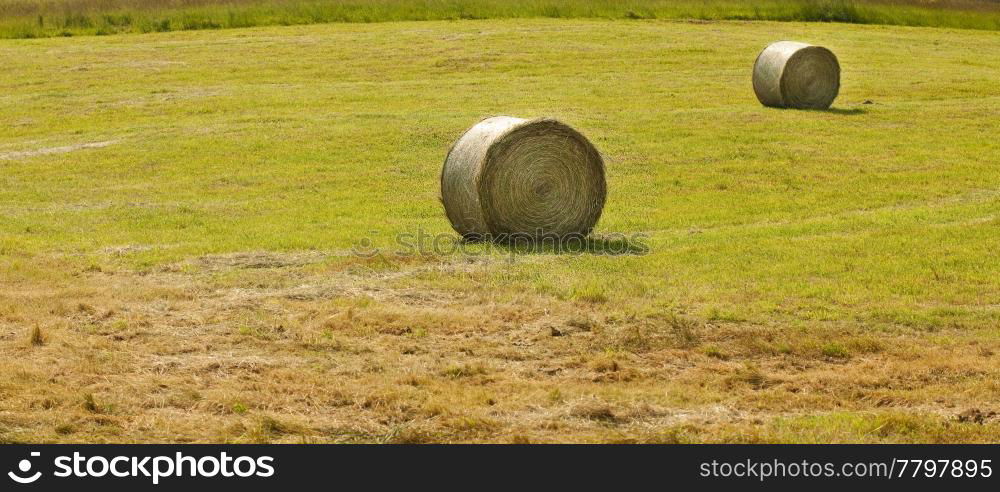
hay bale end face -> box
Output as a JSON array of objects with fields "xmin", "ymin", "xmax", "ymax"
[
  {"xmin": 753, "ymin": 41, "xmax": 840, "ymax": 109},
  {"xmin": 441, "ymin": 116, "xmax": 606, "ymax": 240}
]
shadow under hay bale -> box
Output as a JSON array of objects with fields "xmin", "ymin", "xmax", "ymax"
[{"xmin": 484, "ymin": 233, "xmax": 650, "ymax": 257}]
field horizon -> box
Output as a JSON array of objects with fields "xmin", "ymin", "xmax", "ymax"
[
  {"xmin": 2, "ymin": 0, "xmax": 1000, "ymax": 39},
  {"xmin": 2, "ymin": 16, "xmax": 999, "ymax": 443}
]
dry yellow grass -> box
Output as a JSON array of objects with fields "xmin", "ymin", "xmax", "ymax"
[{"xmin": 2, "ymin": 251, "xmax": 997, "ymax": 443}]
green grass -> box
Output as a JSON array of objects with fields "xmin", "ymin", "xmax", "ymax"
[
  {"xmin": 2, "ymin": 18, "xmax": 999, "ymax": 443},
  {"xmin": 2, "ymin": 0, "xmax": 1000, "ymax": 39},
  {"xmin": 3, "ymin": 16, "xmax": 1000, "ymax": 333}
]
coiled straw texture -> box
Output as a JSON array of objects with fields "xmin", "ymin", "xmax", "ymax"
[
  {"xmin": 440, "ymin": 116, "xmax": 606, "ymax": 240},
  {"xmin": 753, "ymin": 41, "xmax": 840, "ymax": 109}
]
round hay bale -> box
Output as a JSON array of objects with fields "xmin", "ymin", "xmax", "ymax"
[
  {"xmin": 753, "ymin": 41, "xmax": 840, "ymax": 109},
  {"xmin": 440, "ymin": 116, "xmax": 606, "ymax": 240}
]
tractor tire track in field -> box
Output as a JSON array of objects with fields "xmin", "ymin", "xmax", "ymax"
[{"xmin": 0, "ymin": 140, "xmax": 118, "ymax": 161}]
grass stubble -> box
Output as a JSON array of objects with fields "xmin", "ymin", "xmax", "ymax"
[
  {"xmin": 1, "ymin": 14, "xmax": 999, "ymax": 443},
  {"xmin": 3, "ymin": 250, "xmax": 999, "ymax": 443}
]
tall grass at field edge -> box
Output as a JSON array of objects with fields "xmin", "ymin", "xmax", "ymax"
[{"xmin": 1, "ymin": 0, "xmax": 999, "ymax": 39}]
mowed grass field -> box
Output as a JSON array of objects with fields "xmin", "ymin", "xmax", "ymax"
[{"xmin": 2, "ymin": 17, "xmax": 1000, "ymax": 443}]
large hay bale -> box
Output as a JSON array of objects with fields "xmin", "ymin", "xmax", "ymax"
[
  {"xmin": 753, "ymin": 41, "xmax": 840, "ymax": 109},
  {"xmin": 440, "ymin": 116, "xmax": 606, "ymax": 240}
]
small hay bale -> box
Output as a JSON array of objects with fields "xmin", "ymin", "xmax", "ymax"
[
  {"xmin": 440, "ymin": 116, "xmax": 606, "ymax": 240},
  {"xmin": 753, "ymin": 41, "xmax": 840, "ymax": 109}
]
